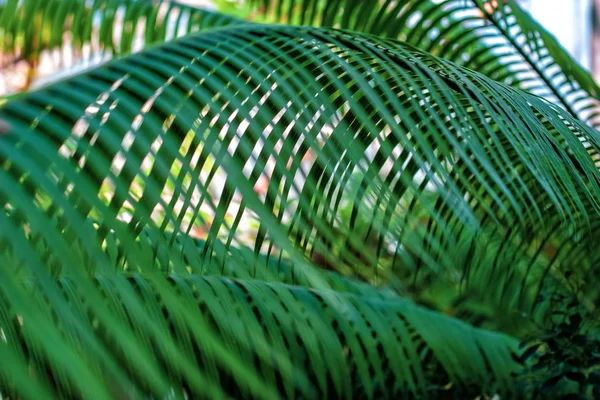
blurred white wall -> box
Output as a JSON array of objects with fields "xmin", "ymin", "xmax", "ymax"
[{"xmin": 524, "ymin": 0, "xmax": 592, "ymax": 70}]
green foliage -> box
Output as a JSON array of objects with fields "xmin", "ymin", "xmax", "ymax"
[
  {"xmin": 0, "ymin": 273, "xmax": 521, "ymax": 398},
  {"xmin": 243, "ymin": 0, "xmax": 600, "ymax": 129},
  {"xmin": 0, "ymin": 0, "xmax": 243, "ymax": 81},
  {"xmin": 0, "ymin": 0, "xmax": 599, "ymax": 398},
  {"xmin": 516, "ymin": 295, "xmax": 600, "ymax": 399}
]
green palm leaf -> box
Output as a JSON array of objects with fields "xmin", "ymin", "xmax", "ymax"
[
  {"xmin": 0, "ymin": 7, "xmax": 598, "ymax": 399},
  {"xmin": 4, "ymin": 24, "xmax": 597, "ymax": 304},
  {"xmin": 0, "ymin": 271, "xmax": 519, "ymax": 398},
  {"xmin": 244, "ymin": 0, "xmax": 600, "ymax": 129}
]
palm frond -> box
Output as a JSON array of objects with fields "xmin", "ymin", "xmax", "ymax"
[
  {"xmin": 3, "ymin": 24, "xmax": 599, "ymax": 306},
  {"xmin": 0, "ymin": 272, "xmax": 519, "ymax": 398},
  {"xmin": 244, "ymin": 0, "xmax": 600, "ymax": 130},
  {"xmin": 0, "ymin": 22, "xmax": 598, "ymax": 397}
]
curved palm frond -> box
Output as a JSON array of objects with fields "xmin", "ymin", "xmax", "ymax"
[
  {"xmin": 3, "ymin": 23, "xmax": 598, "ymax": 305},
  {"xmin": 0, "ymin": 271, "xmax": 519, "ymax": 398},
  {"xmin": 0, "ymin": 21, "xmax": 598, "ymax": 397},
  {"xmin": 244, "ymin": 0, "xmax": 600, "ymax": 130}
]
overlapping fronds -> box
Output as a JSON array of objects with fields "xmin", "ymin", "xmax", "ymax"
[
  {"xmin": 245, "ymin": 0, "xmax": 600, "ymax": 130},
  {"xmin": 3, "ymin": 24, "xmax": 599, "ymax": 305},
  {"xmin": 0, "ymin": 21, "xmax": 599, "ymax": 395}
]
